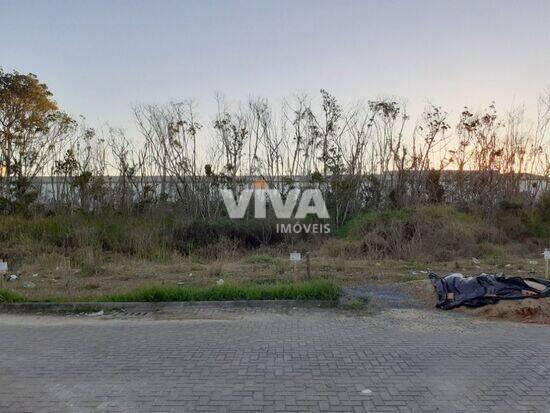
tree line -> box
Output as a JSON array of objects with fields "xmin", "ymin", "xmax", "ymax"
[{"xmin": 1, "ymin": 69, "xmax": 549, "ymax": 226}]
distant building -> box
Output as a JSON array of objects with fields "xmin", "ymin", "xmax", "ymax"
[{"xmin": 25, "ymin": 172, "xmax": 549, "ymax": 204}]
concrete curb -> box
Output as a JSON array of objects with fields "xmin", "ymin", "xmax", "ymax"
[{"xmin": 0, "ymin": 300, "xmax": 336, "ymax": 314}]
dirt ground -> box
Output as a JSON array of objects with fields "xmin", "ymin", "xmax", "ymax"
[
  {"xmin": 1, "ymin": 252, "xmax": 548, "ymax": 325},
  {"xmin": 2, "ymin": 251, "xmax": 547, "ymax": 300},
  {"xmin": 402, "ymin": 278, "xmax": 550, "ymax": 324}
]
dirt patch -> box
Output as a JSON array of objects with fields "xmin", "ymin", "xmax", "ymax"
[
  {"xmin": 458, "ymin": 298, "xmax": 550, "ymax": 324},
  {"xmin": 403, "ymin": 279, "xmax": 550, "ymax": 324},
  {"xmin": 401, "ymin": 279, "xmax": 438, "ymax": 307}
]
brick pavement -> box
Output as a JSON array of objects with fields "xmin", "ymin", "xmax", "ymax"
[{"xmin": 0, "ymin": 307, "xmax": 548, "ymax": 412}]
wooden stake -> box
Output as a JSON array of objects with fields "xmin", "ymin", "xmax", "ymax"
[
  {"xmin": 306, "ymin": 252, "xmax": 311, "ymax": 280},
  {"xmin": 0, "ymin": 261, "xmax": 7, "ymax": 289},
  {"xmin": 544, "ymin": 249, "xmax": 550, "ymax": 279}
]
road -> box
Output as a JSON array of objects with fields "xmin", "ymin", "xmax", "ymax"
[{"xmin": 0, "ymin": 306, "xmax": 549, "ymax": 412}]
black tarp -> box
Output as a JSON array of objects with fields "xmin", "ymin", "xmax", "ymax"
[{"xmin": 429, "ymin": 272, "xmax": 550, "ymax": 310}]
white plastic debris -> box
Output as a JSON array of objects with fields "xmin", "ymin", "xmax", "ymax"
[
  {"xmin": 216, "ymin": 278, "xmax": 225, "ymax": 286},
  {"xmin": 32, "ymin": 273, "xmax": 39, "ymax": 278},
  {"xmin": 528, "ymin": 260, "xmax": 538, "ymax": 265},
  {"xmin": 86, "ymin": 310, "xmax": 104, "ymax": 317},
  {"xmin": 6, "ymin": 274, "xmax": 18, "ymax": 281},
  {"xmin": 472, "ymin": 257, "xmax": 480, "ymax": 265},
  {"xmin": 289, "ymin": 252, "xmax": 301, "ymax": 262},
  {"xmin": 361, "ymin": 389, "xmax": 373, "ymax": 395}
]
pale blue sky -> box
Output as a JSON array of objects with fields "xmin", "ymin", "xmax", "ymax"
[{"xmin": 1, "ymin": 0, "xmax": 549, "ymax": 132}]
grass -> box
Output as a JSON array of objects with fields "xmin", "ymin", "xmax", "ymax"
[
  {"xmin": 0, "ymin": 289, "xmax": 25, "ymax": 303},
  {"xmin": 336, "ymin": 205, "xmax": 480, "ymax": 239},
  {"xmin": 102, "ymin": 280, "xmax": 339, "ymax": 302},
  {"xmin": 328, "ymin": 204, "xmax": 507, "ymax": 261},
  {"xmin": 242, "ymin": 254, "xmax": 277, "ymax": 264},
  {"xmin": 526, "ymin": 194, "xmax": 550, "ymax": 240},
  {"xmin": 0, "ymin": 203, "xmax": 546, "ymax": 300},
  {"xmin": 335, "ymin": 207, "xmax": 418, "ymax": 238},
  {"xmin": 0, "ymin": 281, "xmax": 340, "ymax": 303}
]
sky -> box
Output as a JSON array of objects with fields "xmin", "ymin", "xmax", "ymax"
[{"xmin": 1, "ymin": 0, "xmax": 549, "ymax": 134}]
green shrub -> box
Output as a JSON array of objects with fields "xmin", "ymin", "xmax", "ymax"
[
  {"xmin": 0, "ymin": 289, "xmax": 24, "ymax": 303},
  {"xmin": 336, "ymin": 205, "xmax": 502, "ymax": 260},
  {"xmin": 526, "ymin": 194, "xmax": 550, "ymax": 240}
]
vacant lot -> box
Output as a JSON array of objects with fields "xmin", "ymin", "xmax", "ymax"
[{"xmin": 1, "ymin": 204, "xmax": 548, "ymax": 301}]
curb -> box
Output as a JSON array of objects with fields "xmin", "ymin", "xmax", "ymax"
[{"xmin": 0, "ymin": 300, "xmax": 336, "ymax": 314}]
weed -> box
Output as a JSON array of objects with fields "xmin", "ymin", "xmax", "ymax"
[
  {"xmin": 0, "ymin": 289, "xmax": 24, "ymax": 303},
  {"xmin": 207, "ymin": 261, "xmax": 224, "ymax": 277},
  {"xmin": 243, "ymin": 254, "xmax": 276, "ymax": 264},
  {"xmin": 526, "ymin": 194, "xmax": 550, "ymax": 240},
  {"xmin": 340, "ymin": 297, "xmax": 368, "ymax": 310}
]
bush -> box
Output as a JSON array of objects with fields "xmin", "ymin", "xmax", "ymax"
[
  {"xmin": 0, "ymin": 289, "xmax": 24, "ymax": 303},
  {"xmin": 170, "ymin": 218, "xmax": 284, "ymax": 254},
  {"xmin": 338, "ymin": 205, "xmax": 503, "ymax": 260},
  {"xmin": 526, "ymin": 194, "xmax": 550, "ymax": 240},
  {"xmin": 0, "ymin": 214, "xmax": 170, "ymax": 259}
]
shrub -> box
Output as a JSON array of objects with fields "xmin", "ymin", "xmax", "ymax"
[
  {"xmin": 170, "ymin": 218, "xmax": 284, "ymax": 254},
  {"xmin": 0, "ymin": 289, "xmax": 24, "ymax": 303},
  {"xmin": 526, "ymin": 194, "xmax": 550, "ymax": 240},
  {"xmin": 339, "ymin": 205, "xmax": 503, "ymax": 260}
]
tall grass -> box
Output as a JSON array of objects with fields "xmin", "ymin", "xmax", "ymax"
[
  {"xmin": 0, "ymin": 214, "xmax": 288, "ymax": 260},
  {"xmin": 325, "ymin": 204, "xmax": 506, "ymax": 260},
  {"xmin": 0, "ymin": 289, "xmax": 24, "ymax": 303}
]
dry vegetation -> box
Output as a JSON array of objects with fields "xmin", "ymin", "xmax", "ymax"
[
  {"xmin": 0, "ymin": 70, "xmax": 549, "ymax": 301},
  {"xmin": 1, "ymin": 202, "xmax": 548, "ymax": 300}
]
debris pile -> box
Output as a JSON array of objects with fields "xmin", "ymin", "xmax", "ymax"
[{"xmin": 429, "ymin": 272, "xmax": 550, "ymax": 310}]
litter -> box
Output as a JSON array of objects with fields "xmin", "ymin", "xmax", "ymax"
[
  {"xmin": 86, "ymin": 310, "xmax": 104, "ymax": 317},
  {"xmin": 216, "ymin": 279, "xmax": 225, "ymax": 286},
  {"xmin": 5, "ymin": 274, "xmax": 18, "ymax": 282},
  {"xmin": 429, "ymin": 272, "xmax": 550, "ymax": 310}
]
